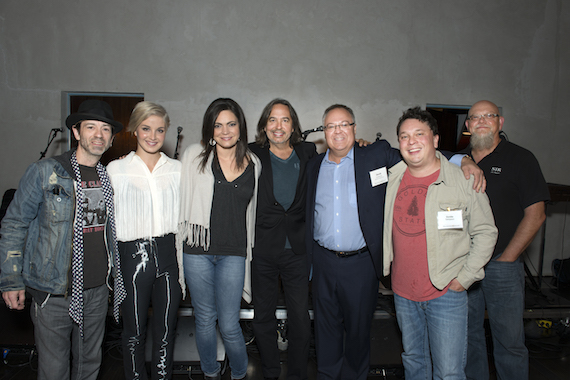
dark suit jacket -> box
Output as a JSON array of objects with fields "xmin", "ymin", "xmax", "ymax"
[
  {"xmin": 305, "ymin": 141, "xmax": 401, "ymax": 278},
  {"xmin": 249, "ymin": 141, "xmax": 318, "ymax": 256}
]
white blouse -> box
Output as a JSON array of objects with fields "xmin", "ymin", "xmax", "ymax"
[{"xmin": 107, "ymin": 151, "xmax": 180, "ymax": 242}]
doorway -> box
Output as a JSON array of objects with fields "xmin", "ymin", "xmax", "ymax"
[
  {"xmin": 426, "ymin": 104, "xmax": 471, "ymax": 153},
  {"xmin": 64, "ymin": 92, "xmax": 144, "ymax": 165}
]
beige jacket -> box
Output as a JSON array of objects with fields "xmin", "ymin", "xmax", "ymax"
[{"xmin": 383, "ymin": 152, "xmax": 497, "ymax": 290}]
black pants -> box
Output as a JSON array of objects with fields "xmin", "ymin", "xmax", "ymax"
[
  {"xmin": 311, "ymin": 241, "xmax": 378, "ymax": 380},
  {"xmin": 119, "ymin": 234, "xmax": 182, "ymax": 380},
  {"xmin": 251, "ymin": 249, "xmax": 311, "ymax": 380}
]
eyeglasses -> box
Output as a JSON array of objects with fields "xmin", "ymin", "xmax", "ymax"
[
  {"xmin": 467, "ymin": 113, "xmax": 500, "ymax": 121},
  {"xmin": 323, "ymin": 122, "xmax": 355, "ymax": 131}
]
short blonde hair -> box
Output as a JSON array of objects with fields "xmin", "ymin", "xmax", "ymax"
[{"xmin": 127, "ymin": 101, "xmax": 170, "ymax": 133}]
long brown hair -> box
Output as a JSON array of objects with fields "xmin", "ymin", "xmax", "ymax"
[
  {"xmin": 254, "ymin": 98, "xmax": 303, "ymax": 147},
  {"xmin": 199, "ymin": 98, "xmax": 249, "ymax": 172}
]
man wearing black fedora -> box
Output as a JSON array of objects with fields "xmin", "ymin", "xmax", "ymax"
[{"xmin": 0, "ymin": 99, "xmax": 127, "ymax": 380}]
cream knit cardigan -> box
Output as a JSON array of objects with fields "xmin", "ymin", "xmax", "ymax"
[{"xmin": 176, "ymin": 143, "xmax": 261, "ymax": 303}]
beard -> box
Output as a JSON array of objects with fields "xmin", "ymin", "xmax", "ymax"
[{"xmin": 470, "ymin": 131, "xmax": 495, "ymax": 150}]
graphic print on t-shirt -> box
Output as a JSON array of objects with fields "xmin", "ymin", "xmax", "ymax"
[
  {"xmin": 81, "ymin": 179, "xmax": 106, "ymax": 234},
  {"xmin": 391, "ymin": 169, "xmax": 442, "ymax": 301},
  {"xmin": 393, "ymin": 184, "xmax": 428, "ymax": 238}
]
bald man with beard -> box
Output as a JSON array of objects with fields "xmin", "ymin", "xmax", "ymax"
[{"xmin": 463, "ymin": 100, "xmax": 550, "ymax": 380}]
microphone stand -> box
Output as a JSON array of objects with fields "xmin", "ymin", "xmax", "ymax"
[
  {"xmin": 301, "ymin": 126, "xmax": 324, "ymax": 141},
  {"xmin": 174, "ymin": 126, "xmax": 183, "ymax": 159},
  {"xmin": 39, "ymin": 128, "xmax": 64, "ymax": 161}
]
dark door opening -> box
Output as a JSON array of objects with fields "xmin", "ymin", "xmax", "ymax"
[
  {"xmin": 65, "ymin": 92, "xmax": 144, "ymax": 165},
  {"xmin": 426, "ymin": 104, "xmax": 471, "ymax": 153}
]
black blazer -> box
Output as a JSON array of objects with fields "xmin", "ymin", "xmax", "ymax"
[
  {"xmin": 249, "ymin": 141, "xmax": 318, "ymax": 256},
  {"xmin": 305, "ymin": 141, "xmax": 401, "ymax": 278}
]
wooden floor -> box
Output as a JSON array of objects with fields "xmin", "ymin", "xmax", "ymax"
[{"xmin": 1, "ymin": 278, "xmax": 570, "ymax": 380}]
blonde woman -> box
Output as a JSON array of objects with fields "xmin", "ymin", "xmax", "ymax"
[{"xmin": 107, "ymin": 101, "xmax": 183, "ymax": 380}]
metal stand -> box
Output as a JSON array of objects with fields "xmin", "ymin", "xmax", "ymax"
[{"xmin": 39, "ymin": 128, "xmax": 64, "ymax": 160}]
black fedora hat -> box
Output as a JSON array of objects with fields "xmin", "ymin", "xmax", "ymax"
[{"xmin": 65, "ymin": 99, "xmax": 123, "ymax": 134}]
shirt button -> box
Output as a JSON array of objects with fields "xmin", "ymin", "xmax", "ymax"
[{"xmin": 234, "ymin": 184, "xmax": 238, "ymax": 188}]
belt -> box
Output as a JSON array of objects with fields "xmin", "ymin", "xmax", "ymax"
[{"xmin": 319, "ymin": 243, "xmax": 369, "ymax": 258}]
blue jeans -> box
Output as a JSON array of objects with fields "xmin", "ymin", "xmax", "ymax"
[
  {"xmin": 466, "ymin": 259, "xmax": 528, "ymax": 380},
  {"xmin": 184, "ymin": 254, "xmax": 248, "ymax": 380},
  {"xmin": 394, "ymin": 290, "xmax": 468, "ymax": 380},
  {"xmin": 31, "ymin": 284, "xmax": 109, "ymax": 380}
]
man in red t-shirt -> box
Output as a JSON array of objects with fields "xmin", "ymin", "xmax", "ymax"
[{"xmin": 383, "ymin": 107, "xmax": 497, "ymax": 380}]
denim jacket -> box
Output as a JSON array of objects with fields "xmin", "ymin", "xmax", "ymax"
[{"xmin": 0, "ymin": 150, "xmax": 116, "ymax": 295}]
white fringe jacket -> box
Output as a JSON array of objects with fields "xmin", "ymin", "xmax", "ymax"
[{"xmin": 107, "ymin": 151, "xmax": 185, "ymax": 295}]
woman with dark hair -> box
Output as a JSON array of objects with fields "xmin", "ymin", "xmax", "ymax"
[
  {"xmin": 107, "ymin": 101, "xmax": 183, "ymax": 380},
  {"xmin": 176, "ymin": 98, "xmax": 261, "ymax": 380}
]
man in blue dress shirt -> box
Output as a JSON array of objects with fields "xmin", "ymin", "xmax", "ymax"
[{"xmin": 305, "ymin": 104, "xmax": 402, "ymax": 380}]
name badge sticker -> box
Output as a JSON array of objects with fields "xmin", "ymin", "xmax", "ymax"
[
  {"xmin": 437, "ymin": 210, "xmax": 463, "ymax": 229},
  {"xmin": 369, "ymin": 167, "xmax": 388, "ymax": 187}
]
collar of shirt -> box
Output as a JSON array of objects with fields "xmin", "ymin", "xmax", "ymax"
[
  {"xmin": 128, "ymin": 151, "xmax": 170, "ymax": 173},
  {"xmin": 323, "ymin": 146, "xmax": 354, "ymax": 166}
]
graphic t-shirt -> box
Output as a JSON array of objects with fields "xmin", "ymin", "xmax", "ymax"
[
  {"xmin": 391, "ymin": 169, "xmax": 449, "ymax": 302},
  {"xmin": 79, "ymin": 165, "xmax": 108, "ymax": 289}
]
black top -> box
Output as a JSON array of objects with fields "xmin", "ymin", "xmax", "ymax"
[
  {"xmin": 186, "ymin": 156, "xmax": 254, "ymax": 257},
  {"xmin": 249, "ymin": 142, "xmax": 318, "ymax": 256},
  {"xmin": 466, "ymin": 137, "xmax": 550, "ymax": 257},
  {"xmin": 79, "ymin": 165, "xmax": 108, "ymax": 289}
]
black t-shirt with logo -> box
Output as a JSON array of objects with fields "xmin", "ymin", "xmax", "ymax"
[
  {"xmin": 466, "ymin": 138, "xmax": 550, "ymax": 257},
  {"xmin": 79, "ymin": 165, "xmax": 108, "ymax": 289}
]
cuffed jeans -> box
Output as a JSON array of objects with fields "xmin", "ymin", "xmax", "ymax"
[
  {"xmin": 466, "ymin": 258, "xmax": 528, "ymax": 380},
  {"xmin": 31, "ymin": 284, "xmax": 109, "ymax": 380},
  {"xmin": 394, "ymin": 290, "xmax": 468, "ymax": 380},
  {"xmin": 184, "ymin": 254, "xmax": 248, "ymax": 380}
]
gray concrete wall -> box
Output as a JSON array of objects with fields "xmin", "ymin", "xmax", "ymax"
[{"xmin": 1, "ymin": 0, "xmax": 568, "ymax": 274}]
